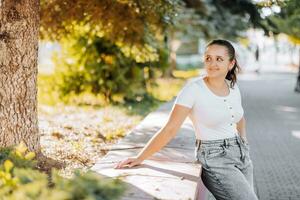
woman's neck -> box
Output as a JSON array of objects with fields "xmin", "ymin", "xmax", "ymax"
[{"xmin": 205, "ymin": 76, "xmax": 227, "ymax": 89}]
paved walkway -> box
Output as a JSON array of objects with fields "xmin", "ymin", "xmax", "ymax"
[{"xmin": 238, "ymin": 71, "xmax": 300, "ymax": 200}]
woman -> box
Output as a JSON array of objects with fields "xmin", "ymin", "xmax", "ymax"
[{"xmin": 115, "ymin": 39, "xmax": 259, "ymax": 200}]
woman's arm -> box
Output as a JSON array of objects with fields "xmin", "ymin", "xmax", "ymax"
[
  {"xmin": 237, "ymin": 116, "xmax": 248, "ymax": 143},
  {"xmin": 114, "ymin": 104, "xmax": 191, "ymax": 169}
]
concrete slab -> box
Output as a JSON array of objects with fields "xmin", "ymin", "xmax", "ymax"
[
  {"xmin": 92, "ymin": 153, "xmax": 201, "ymax": 200},
  {"xmin": 91, "ymin": 101, "xmax": 209, "ymax": 199}
]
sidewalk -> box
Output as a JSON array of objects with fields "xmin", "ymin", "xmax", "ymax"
[{"xmin": 238, "ymin": 71, "xmax": 300, "ymax": 199}]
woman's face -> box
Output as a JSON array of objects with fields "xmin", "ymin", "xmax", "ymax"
[{"xmin": 203, "ymin": 44, "xmax": 235, "ymax": 78}]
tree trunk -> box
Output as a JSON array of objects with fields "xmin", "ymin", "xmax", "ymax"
[
  {"xmin": 163, "ymin": 31, "xmax": 177, "ymax": 78},
  {"xmin": 0, "ymin": 0, "xmax": 40, "ymax": 152},
  {"xmin": 295, "ymin": 47, "xmax": 300, "ymax": 93}
]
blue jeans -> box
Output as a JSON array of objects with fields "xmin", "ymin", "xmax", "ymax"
[{"xmin": 195, "ymin": 133, "xmax": 259, "ymax": 200}]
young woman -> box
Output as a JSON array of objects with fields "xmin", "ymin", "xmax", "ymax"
[{"xmin": 115, "ymin": 39, "xmax": 259, "ymax": 200}]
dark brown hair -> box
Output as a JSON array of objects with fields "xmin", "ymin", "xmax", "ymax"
[{"xmin": 206, "ymin": 39, "xmax": 241, "ymax": 88}]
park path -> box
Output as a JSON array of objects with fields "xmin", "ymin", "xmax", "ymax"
[{"xmin": 238, "ymin": 71, "xmax": 300, "ymax": 200}]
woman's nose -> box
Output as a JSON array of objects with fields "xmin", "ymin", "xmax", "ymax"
[{"xmin": 208, "ymin": 59, "xmax": 216, "ymax": 66}]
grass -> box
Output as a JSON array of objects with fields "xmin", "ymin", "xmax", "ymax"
[{"xmin": 38, "ymin": 68, "xmax": 202, "ymax": 116}]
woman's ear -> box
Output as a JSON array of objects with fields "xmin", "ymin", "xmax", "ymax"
[{"xmin": 229, "ymin": 59, "xmax": 236, "ymax": 70}]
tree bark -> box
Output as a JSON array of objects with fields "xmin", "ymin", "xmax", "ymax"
[{"xmin": 0, "ymin": 0, "xmax": 40, "ymax": 152}]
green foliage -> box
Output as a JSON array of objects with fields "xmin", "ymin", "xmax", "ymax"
[
  {"xmin": 266, "ymin": 0, "xmax": 300, "ymax": 40},
  {"xmin": 0, "ymin": 142, "xmax": 37, "ymax": 169},
  {"xmin": 0, "ymin": 144, "xmax": 125, "ymax": 200},
  {"xmin": 39, "ymin": 1, "xmax": 179, "ymax": 104},
  {"xmin": 41, "ymin": 0, "xmax": 267, "ymax": 44},
  {"xmin": 52, "ymin": 170, "xmax": 124, "ymax": 200},
  {"xmin": 169, "ymin": 0, "xmax": 267, "ymax": 41},
  {"xmin": 39, "ymin": 0, "xmax": 270, "ymax": 103},
  {"xmin": 40, "ymin": 0, "xmax": 180, "ymax": 46},
  {"xmin": 51, "ymin": 27, "xmax": 169, "ymax": 103}
]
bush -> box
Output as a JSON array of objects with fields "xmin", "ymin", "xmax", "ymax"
[
  {"xmin": 0, "ymin": 143, "xmax": 36, "ymax": 169},
  {"xmin": 0, "ymin": 143, "xmax": 125, "ymax": 200},
  {"xmin": 49, "ymin": 24, "xmax": 169, "ymax": 104}
]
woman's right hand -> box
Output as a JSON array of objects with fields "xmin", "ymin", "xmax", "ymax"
[{"xmin": 114, "ymin": 157, "xmax": 143, "ymax": 169}]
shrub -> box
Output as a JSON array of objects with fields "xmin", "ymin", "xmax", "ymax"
[
  {"xmin": 48, "ymin": 24, "xmax": 169, "ymax": 104},
  {"xmin": 0, "ymin": 143, "xmax": 125, "ymax": 200}
]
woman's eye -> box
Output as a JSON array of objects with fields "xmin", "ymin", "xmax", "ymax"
[
  {"xmin": 217, "ymin": 58, "xmax": 223, "ymax": 61},
  {"xmin": 205, "ymin": 57, "xmax": 211, "ymax": 61}
]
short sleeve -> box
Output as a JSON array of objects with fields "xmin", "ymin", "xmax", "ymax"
[
  {"xmin": 174, "ymin": 82, "xmax": 196, "ymax": 108},
  {"xmin": 234, "ymin": 83, "xmax": 242, "ymax": 102}
]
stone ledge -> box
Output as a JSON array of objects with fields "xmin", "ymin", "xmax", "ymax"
[{"xmin": 91, "ymin": 101, "xmax": 209, "ymax": 200}]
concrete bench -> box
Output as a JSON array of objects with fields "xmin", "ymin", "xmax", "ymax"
[{"xmin": 91, "ymin": 101, "xmax": 212, "ymax": 200}]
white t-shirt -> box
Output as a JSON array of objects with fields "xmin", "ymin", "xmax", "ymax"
[{"xmin": 174, "ymin": 75, "xmax": 244, "ymax": 140}]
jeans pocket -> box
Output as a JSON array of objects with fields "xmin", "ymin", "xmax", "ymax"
[
  {"xmin": 238, "ymin": 135, "xmax": 250, "ymax": 150},
  {"xmin": 195, "ymin": 148, "xmax": 208, "ymax": 167},
  {"xmin": 206, "ymin": 146, "xmax": 226, "ymax": 160},
  {"xmin": 241, "ymin": 139, "xmax": 250, "ymax": 151}
]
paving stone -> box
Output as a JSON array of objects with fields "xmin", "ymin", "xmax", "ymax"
[{"xmin": 239, "ymin": 72, "xmax": 300, "ymax": 200}]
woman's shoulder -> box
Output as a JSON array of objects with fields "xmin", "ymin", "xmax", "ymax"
[
  {"xmin": 185, "ymin": 75, "xmax": 205, "ymax": 87},
  {"xmin": 177, "ymin": 75, "xmax": 204, "ymax": 97},
  {"xmin": 228, "ymin": 80, "xmax": 242, "ymax": 99},
  {"xmin": 225, "ymin": 79, "xmax": 240, "ymax": 91}
]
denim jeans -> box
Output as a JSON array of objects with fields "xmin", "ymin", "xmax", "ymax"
[{"xmin": 195, "ymin": 133, "xmax": 259, "ymax": 200}]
